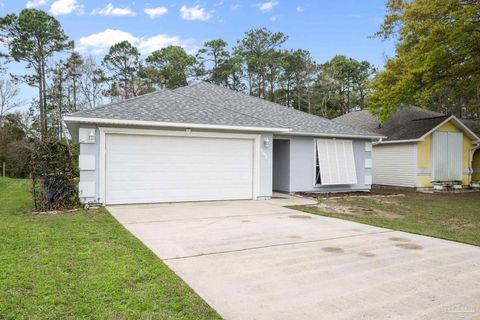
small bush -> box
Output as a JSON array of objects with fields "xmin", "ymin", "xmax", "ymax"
[{"xmin": 30, "ymin": 139, "xmax": 79, "ymax": 211}]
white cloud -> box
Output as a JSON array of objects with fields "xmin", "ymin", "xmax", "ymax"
[
  {"xmin": 26, "ymin": 0, "xmax": 47, "ymax": 8},
  {"xmin": 296, "ymin": 6, "xmax": 304, "ymax": 13},
  {"xmin": 270, "ymin": 15, "xmax": 277, "ymax": 21},
  {"xmin": 78, "ymin": 28, "xmax": 195, "ymax": 55},
  {"xmin": 49, "ymin": 0, "xmax": 83, "ymax": 16},
  {"xmin": 259, "ymin": 0, "xmax": 278, "ymax": 12},
  {"xmin": 91, "ymin": 3, "xmax": 136, "ymax": 17},
  {"xmin": 138, "ymin": 34, "xmax": 194, "ymax": 54},
  {"xmin": 180, "ymin": 5, "xmax": 212, "ymax": 21},
  {"xmin": 144, "ymin": 6, "xmax": 168, "ymax": 19},
  {"xmin": 78, "ymin": 29, "xmax": 137, "ymax": 54}
]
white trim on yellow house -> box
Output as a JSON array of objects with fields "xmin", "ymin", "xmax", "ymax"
[
  {"xmin": 371, "ymin": 115, "xmax": 480, "ymax": 188},
  {"xmin": 374, "ymin": 115, "xmax": 480, "ymax": 145}
]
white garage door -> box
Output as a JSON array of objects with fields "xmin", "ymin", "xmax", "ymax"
[{"xmin": 105, "ymin": 133, "xmax": 255, "ymax": 204}]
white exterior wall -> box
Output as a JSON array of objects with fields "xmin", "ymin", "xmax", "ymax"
[
  {"xmin": 372, "ymin": 143, "xmax": 417, "ymax": 187},
  {"xmin": 273, "ymin": 136, "xmax": 372, "ymax": 193},
  {"xmin": 272, "ymin": 139, "xmax": 290, "ymax": 192},
  {"xmin": 77, "ymin": 125, "xmax": 273, "ymax": 204}
]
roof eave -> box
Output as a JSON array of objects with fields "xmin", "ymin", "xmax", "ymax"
[
  {"xmin": 286, "ymin": 131, "xmax": 386, "ymax": 140},
  {"xmin": 417, "ymin": 115, "xmax": 480, "ymax": 142},
  {"xmin": 63, "ymin": 116, "xmax": 292, "ymax": 133},
  {"xmin": 374, "ymin": 138, "xmax": 421, "ymax": 145}
]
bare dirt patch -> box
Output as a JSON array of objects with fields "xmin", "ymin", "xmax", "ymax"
[
  {"xmin": 446, "ymin": 218, "xmax": 476, "ymax": 231},
  {"xmin": 312, "ymin": 194, "xmax": 405, "ymax": 219}
]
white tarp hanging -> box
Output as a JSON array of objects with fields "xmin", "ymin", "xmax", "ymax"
[
  {"xmin": 316, "ymin": 139, "xmax": 357, "ymax": 185},
  {"xmin": 432, "ymin": 131, "xmax": 463, "ymax": 181}
]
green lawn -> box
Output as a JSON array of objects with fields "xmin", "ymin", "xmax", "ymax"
[
  {"xmin": 290, "ymin": 190, "xmax": 480, "ymax": 246},
  {"xmin": 0, "ymin": 177, "xmax": 220, "ymax": 319}
]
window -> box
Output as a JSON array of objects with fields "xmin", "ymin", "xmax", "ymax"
[
  {"xmin": 315, "ymin": 139, "xmax": 357, "ymax": 185},
  {"xmin": 315, "ymin": 152, "xmax": 322, "ymax": 185}
]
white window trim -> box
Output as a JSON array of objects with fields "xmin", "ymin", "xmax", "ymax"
[{"xmin": 98, "ymin": 127, "xmax": 261, "ymax": 205}]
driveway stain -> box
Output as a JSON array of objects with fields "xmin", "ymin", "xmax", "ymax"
[
  {"xmin": 351, "ymin": 228, "xmax": 363, "ymax": 232},
  {"xmin": 358, "ymin": 252, "xmax": 376, "ymax": 257},
  {"xmin": 389, "ymin": 237, "xmax": 411, "ymax": 242},
  {"xmin": 241, "ymin": 220, "xmax": 250, "ymax": 223},
  {"xmin": 288, "ymin": 215, "xmax": 312, "ymax": 219},
  {"xmin": 395, "ymin": 243, "xmax": 423, "ymax": 250},
  {"xmin": 322, "ymin": 247, "xmax": 344, "ymax": 253},
  {"xmin": 288, "ymin": 235, "xmax": 302, "ymax": 239}
]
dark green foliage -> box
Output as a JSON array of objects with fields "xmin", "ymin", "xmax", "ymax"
[
  {"xmin": 0, "ymin": 9, "xmax": 72, "ymax": 139},
  {"xmin": 102, "ymin": 40, "xmax": 142, "ymax": 99},
  {"xmin": 0, "ymin": 113, "xmax": 31, "ymax": 178},
  {"xmin": 315, "ymin": 55, "xmax": 375, "ymax": 117},
  {"xmin": 369, "ymin": 0, "xmax": 480, "ymax": 121},
  {"xmin": 196, "ymin": 39, "xmax": 245, "ymax": 90},
  {"xmin": 145, "ymin": 46, "xmax": 197, "ymax": 89},
  {"xmin": 234, "ymin": 28, "xmax": 288, "ymax": 98},
  {"xmin": 30, "ymin": 139, "xmax": 78, "ymax": 210}
]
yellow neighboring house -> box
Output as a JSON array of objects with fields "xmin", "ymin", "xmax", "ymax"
[{"xmin": 334, "ymin": 107, "xmax": 480, "ymax": 189}]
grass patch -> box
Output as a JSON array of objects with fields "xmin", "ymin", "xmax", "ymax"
[
  {"xmin": 0, "ymin": 177, "xmax": 220, "ymax": 319},
  {"xmin": 289, "ymin": 190, "xmax": 480, "ymax": 246}
]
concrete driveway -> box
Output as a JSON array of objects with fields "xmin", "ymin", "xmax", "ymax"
[{"xmin": 108, "ymin": 197, "xmax": 480, "ymax": 320}]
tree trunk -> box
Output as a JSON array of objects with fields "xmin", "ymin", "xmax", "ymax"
[
  {"xmin": 72, "ymin": 78, "xmax": 77, "ymax": 112},
  {"xmin": 269, "ymin": 79, "xmax": 275, "ymax": 102},
  {"xmin": 37, "ymin": 61, "xmax": 46, "ymax": 140},
  {"xmin": 42, "ymin": 59, "xmax": 48, "ymax": 137},
  {"xmin": 286, "ymin": 79, "xmax": 291, "ymax": 108},
  {"xmin": 307, "ymin": 90, "xmax": 311, "ymax": 114},
  {"xmin": 248, "ymin": 73, "xmax": 253, "ymax": 95}
]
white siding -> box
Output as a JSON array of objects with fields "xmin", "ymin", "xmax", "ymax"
[{"xmin": 372, "ymin": 143, "xmax": 417, "ymax": 187}]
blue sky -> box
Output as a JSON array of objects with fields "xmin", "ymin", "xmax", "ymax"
[{"xmin": 1, "ymin": 0, "xmax": 396, "ymax": 108}]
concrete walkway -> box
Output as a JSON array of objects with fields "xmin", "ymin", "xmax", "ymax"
[{"xmin": 108, "ymin": 198, "xmax": 480, "ymax": 320}]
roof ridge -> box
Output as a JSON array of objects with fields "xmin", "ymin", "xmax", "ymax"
[
  {"xmin": 411, "ymin": 115, "xmax": 449, "ymax": 121},
  {"xmin": 67, "ymin": 89, "xmax": 169, "ymax": 116},
  {"xmin": 172, "ymin": 87, "xmax": 288, "ymax": 129},
  {"xmin": 186, "ymin": 82, "xmax": 375, "ymax": 134},
  {"xmin": 196, "ymin": 82, "xmax": 313, "ymax": 116}
]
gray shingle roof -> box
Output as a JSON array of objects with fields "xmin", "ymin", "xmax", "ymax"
[
  {"xmin": 174, "ymin": 82, "xmax": 381, "ymax": 137},
  {"xmin": 334, "ymin": 107, "xmax": 449, "ymax": 141},
  {"xmin": 68, "ymin": 82, "xmax": 382, "ymax": 137},
  {"xmin": 461, "ymin": 119, "xmax": 480, "ymax": 136},
  {"xmin": 333, "ymin": 110, "xmax": 381, "ymax": 133},
  {"xmin": 68, "ymin": 89, "xmax": 279, "ymax": 129}
]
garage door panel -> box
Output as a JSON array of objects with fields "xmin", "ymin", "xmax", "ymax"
[{"xmin": 105, "ymin": 134, "xmax": 254, "ymax": 204}]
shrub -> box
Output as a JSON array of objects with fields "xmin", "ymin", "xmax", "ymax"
[{"xmin": 30, "ymin": 139, "xmax": 79, "ymax": 211}]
